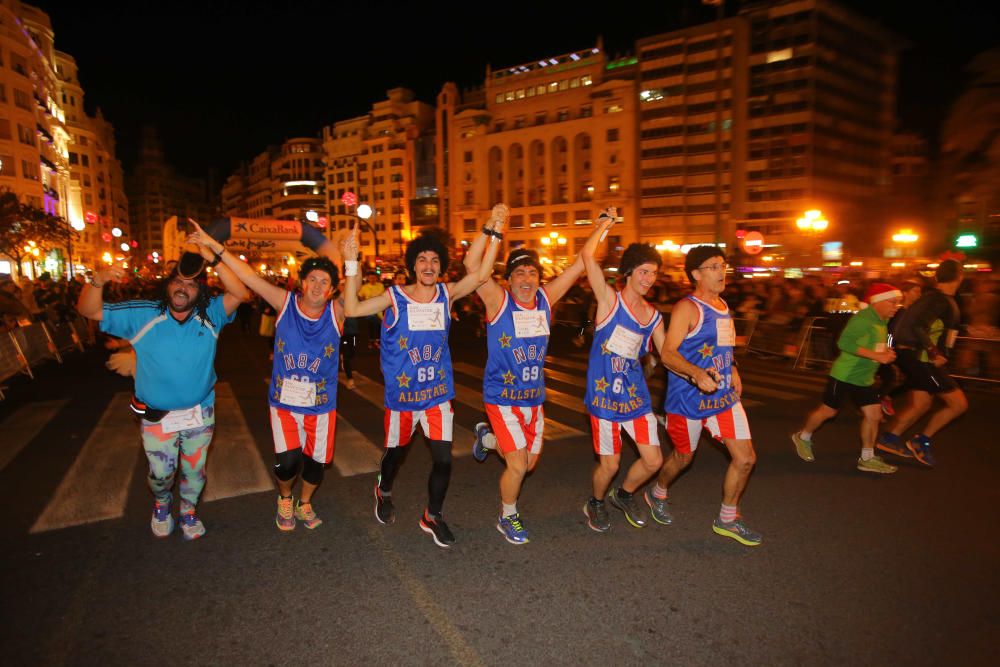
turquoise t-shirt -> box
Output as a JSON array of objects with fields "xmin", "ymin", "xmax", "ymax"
[{"xmin": 101, "ymin": 295, "xmax": 234, "ymax": 410}]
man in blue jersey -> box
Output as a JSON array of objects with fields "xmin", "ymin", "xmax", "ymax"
[
  {"xmin": 342, "ymin": 221, "xmax": 501, "ymax": 548},
  {"xmin": 188, "ymin": 223, "xmax": 345, "ymax": 531},
  {"xmin": 581, "ymin": 214, "xmax": 667, "ymax": 533},
  {"xmin": 465, "ymin": 205, "xmax": 614, "ymax": 544},
  {"xmin": 77, "ymin": 246, "xmax": 248, "ymax": 540},
  {"xmin": 654, "ymin": 245, "xmax": 761, "ymax": 546}
]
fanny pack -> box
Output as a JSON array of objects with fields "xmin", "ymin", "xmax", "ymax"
[{"xmin": 130, "ymin": 395, "xmax": 169, "ymax": 423}]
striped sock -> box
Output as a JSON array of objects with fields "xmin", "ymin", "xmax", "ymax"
[
  {"xmin": 652, "ymin": 484, "xmax": 668, "ymax": 500},
  {"xmin": 719, "ymin": 504, "xmax": 738, "ymax": 524},
  {"xmin": 861, "ymin": 447, "xmax": 874, "ymax": 461}
]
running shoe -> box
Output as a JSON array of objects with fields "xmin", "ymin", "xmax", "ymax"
[
  {"xmin": 294, "ymin": 500, "xmax": 323, "ymax": 529},
  {"xmin": 497, "ymin": 513, "xmax": 530, "ymax": 545},
  {"xmin": 790, "ymin": 432, "xmax": 815, "ymax": 462},
  {"xmin": 643, "ymin": 488, "xmax": 673, "ymax": 525},
  {"xmin": 876, "ymin": 433, "xmax": 911, "ymax": 458},
  {"xmin": 275, "ymin": 495, "xmax": 296, "ymax": 531},
  {"xmin": 608, "ymin": 487, "xmax": 647, "ymax": 528},
  {"xmin": 583, "ymin": 498, "xmax": 611, "ymax": 533},
  {"xmin": 419, "ymin": 511, "xmax": 455, "ymax": 548},
  {"xmin": 179, "ymin": 512, "xmax": 206, "ymax": 541},
  {"xmin": 472, "ymin": 422, "xmax": 494, "ymax": 463},
  {"xmin": 712, "ymin": 517, "xmax": 763, "ymax": 546},
  {"xmin": 857, "ymin": 455, "xmax": 897, "ymax": 474},
  {"xmin": 374, "ymin": 480, "xmax": 395, "ymax": 525},
  {"xmin": 880, "ymin": 396, "xmax": 895, "ymax": 417},
  {"xmin": 150, "ymin": 500, "xmax": 174, "ymax": 538},
  {"xmin": 906, "ymin": 435, "xmax": 936, "ymax": 467}
]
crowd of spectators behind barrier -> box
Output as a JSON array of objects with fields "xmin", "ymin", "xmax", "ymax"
[{"xmin": 2, "ymin": 263, "xmax": 997, "ymax": 369}]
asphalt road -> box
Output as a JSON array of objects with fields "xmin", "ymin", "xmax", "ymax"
[{"xmin": 1, "ymin": 320, "xmax": 997, "ymax": 666}]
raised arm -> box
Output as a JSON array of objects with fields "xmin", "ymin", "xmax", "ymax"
[
  {"xmin": 449, "ymin": 210, "xmax": 504, "ymax": 302},
  {"xmin": 187, "ymin": 220, "xmax": 286, "ymax": 311},
  {"xmin": 544, "ymin": 207, "xmax": 616, "ymax": 305},
  {"xmin": 340, "ymin": 222, "xmax": 392, "ymax": 317},
  {"xmin": 189, "ymin": 233, "xmax": 249, "ymax": 315},
  {"xmin": 463, "ymin": 204, "xmax": 508, "ymax": 315},
  {"xmin": 77, "ymin": 265, "xmax": 125, "ymax": 321},
  {"xmin": 659, "ymin": 297, "xmax": 719, "ymax": 393},
  {"xmin": 581, "ymin": 208, "xmax": 618, "ymax": 319}
]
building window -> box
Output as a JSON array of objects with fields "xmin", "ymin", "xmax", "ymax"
[
  {"xmin": 580, "ymin": 105, "xmax": 592, "ymax": 118},
  {"xmin": 464, "ymin": 218, "xmax": 477, "ymax": 232},
  {"xmin": 464, "ymin": 151, "xmax": 473, "ymax": 163},
  {"xmin": 13, "ymin": 88, "xmax": 30, "ymax": 110},
  {"xmin": 0, "ymin": 154, "xmax": 15, "ymax": 177},
  {"xmin": 606, "ymin": 128, "xmax": 619, "ymax": 143},
  {"xmin": 557, "ymin": 110, "xmax": 569, "ymax": 122}
]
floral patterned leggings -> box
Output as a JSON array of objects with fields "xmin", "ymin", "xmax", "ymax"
[{"xmin": 140, "ymin": 405, "xmax": 215, "ymax": 513}]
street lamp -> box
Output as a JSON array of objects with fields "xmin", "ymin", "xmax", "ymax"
[
  {"xmin": 796, "ymin": 209, "xmax": 829, "ymax": 232},
  {"xmin": 355, "ymin": 203, "xmax": 381, "ymax": 262}
]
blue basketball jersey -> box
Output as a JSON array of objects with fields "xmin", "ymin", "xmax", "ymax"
[
  {"xmin": 484, "ymin": 288, "xmax": 551, "ymax": 406},
  {"xmin": 585, "ymin": 292, "xmax": 662, "ymax": 421},
  {"xmin": 381, "ymin": 283, "xmax": 454, "ymax": 411},
  {"xmin": 664, "ymin": 295, "xmax": 740, "ymax": 419},
  {"xmin": 268, "ymin": 293, "xmax": 341, "ymax": 414}
]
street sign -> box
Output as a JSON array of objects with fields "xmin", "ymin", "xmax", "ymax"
[
  {"xmin": 341, "ymin": 191, "xmax": 358, "ymax": 207},
  {"xmin": 742, "ymin": 231, "xmax": 764, "ymax": 255}
]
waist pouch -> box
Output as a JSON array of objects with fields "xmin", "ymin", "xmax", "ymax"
[{"xmin": 130, "ymin": 395, "xmax": 169, "ymax": 423}]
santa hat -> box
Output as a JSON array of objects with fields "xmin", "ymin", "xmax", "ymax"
[{"xmin": 865, "ymin": 283, "xmax": 902, "ymax": 304}]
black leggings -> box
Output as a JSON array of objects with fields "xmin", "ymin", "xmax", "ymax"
[{"xmin": 377, "ymin": 439, "xmax": 452, "ymax": 516}]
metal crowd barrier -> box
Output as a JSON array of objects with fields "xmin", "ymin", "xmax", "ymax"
[{"xmin": 0, "ymin": 315, "xmax": 95, "ymax": 400}]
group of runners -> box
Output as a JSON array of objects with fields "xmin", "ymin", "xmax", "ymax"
[{"xmin": 77, "ymin": 204, "xmax": 968, "ymax": 549}]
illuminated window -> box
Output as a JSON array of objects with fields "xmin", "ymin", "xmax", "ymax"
[
  {"xmin": 569, "ymin": 77, "xmax": 579, "ymax": 88},
  {"xmin": 505, "ymin": 91, "xmax": 515, "ymax": 102},
  {"xmin": 536, "ymin": 85, "xmax": 546, "ymax": 96},
  {"xmin": 495, "ymin": 93, "xmax": 504, "ymax": 103},
  {"xmin": 559, "ymin": 79, "xmax": 569, "ymax": 91},
  {"xmin": 581, "ymin": 75, "xmax": 593, "ymax": 86},
  {"xmin": 548, "ymin": 82, "xmax": 559, "ymax": 93},
  {"xmin": 516, "ymin": 89, "xmax": 525, "ymax": 99}
]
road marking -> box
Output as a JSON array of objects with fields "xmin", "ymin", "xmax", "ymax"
[
  {"xmin": 31, "ymin": 393, "xmax": 138, "ymax": 534},
  {"xmin": 0, "ymin": 399, "xmax": 68, "ymax": 473},
  {"xmin": 367, "ymin": 525, "xmax": 485, "ymax": 667},
  {"xmin": 350, "ymin": 372, "xmax": 474, "ymax": 457},
  {"xmin": 332, "ymin": 401, "xmax": 383, "ymax": 476},
  {"xmin": 202, "ymin": 383, "xmax": 274, "ymax": 502}
]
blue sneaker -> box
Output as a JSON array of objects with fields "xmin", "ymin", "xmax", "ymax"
[
  {"xmin": 179, "ymin": 512, "xmax": 206, "ymax": 541},
  {"xmin": 150, "ymin": 501, "xmax": 173, "ymax": 538},
  {"xmin": 876, "ymin": 432, "xmax": 911, "ymax": 458},
  {"xmin": 906, "ymin": 434, "xmax": 936, "ymax": 467},
  {"xmin": 497, "ymin": 513, "xmax": 529, "ymax": 545},
  {"xmin": 472, "ymin": 422, "xmax": 494, "ymax": 462}
]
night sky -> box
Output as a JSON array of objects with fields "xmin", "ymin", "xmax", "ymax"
[{"xmin": 33, "ymin": 0, "xmax": 999, "ymax": 181}]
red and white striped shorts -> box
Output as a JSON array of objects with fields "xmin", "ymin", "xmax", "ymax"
[
  {"xmin": 485, "ymin": 404, "xmax": 544, "ymax": 455},
  {"xmin": 269, "ymin": 406, "xmax": 337, "ymax": 464},
  {"xmin": 384, "ymin": 401, "xmax": 454, "ymax": 448},
  {"xmin": 590, "ymin": 412, "xmax": 660, "ymax": 456},
  {"xmin": 666, "ymin": 402, "xmax": 752, "ymax": 455}
]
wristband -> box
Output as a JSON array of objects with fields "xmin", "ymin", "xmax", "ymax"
[
  {"xmin": 344, "ymin": 260, "xmax": 359, "ymax": 277},
  {"xmin": 90, "ymin": 279, "xmax": 105, "ymax": 288},
  {"xmin": 207, "ymin": 249, "xmax": 223, "ymax": 267}
]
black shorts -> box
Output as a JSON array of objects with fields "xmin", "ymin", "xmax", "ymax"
[
  {"xmin": 822, "ymin": 377, "xmax": 879, "ymax": 410},
  {"xmin": 895, "ymin": 348, "xmax": 958, "ymax": 395}
]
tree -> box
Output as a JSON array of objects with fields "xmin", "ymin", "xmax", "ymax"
[{"xmin": 0, "ymin": 189, "xmax": 75, "ymax": 278}]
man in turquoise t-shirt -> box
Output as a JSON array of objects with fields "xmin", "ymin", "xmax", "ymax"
[{"xmin": 791, "ymin": 283, "xmax": 902, "ymax": 473}]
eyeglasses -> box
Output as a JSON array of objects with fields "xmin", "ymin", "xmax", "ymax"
[{"xmin": 697, "ymin": 263, "xmax": 727, "ymax": 272}]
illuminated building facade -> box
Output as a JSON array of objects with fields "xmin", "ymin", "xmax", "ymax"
[
  {"xmin": 0, "ymin": 1, "xmax": 74, "ymax": 277},
  {"xmin": 322, "ymin": 88, "xmax": 435, "ymax": 262},
  {"xmin": 638, "ymin": 0, "xmax": 899, "ymax": 255},
  {"xmin": 437, "ymin": 43, "xmax": 640, "ymax": 264},
  {"xmin": 55, "ymin": 51, "xmax": 129, "ymax": 269}
]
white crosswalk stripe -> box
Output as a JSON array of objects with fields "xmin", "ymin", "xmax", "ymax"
[
  {"xmin": 202, "ymin": 383, "xmax": 274, "ymax": 501},
  {"xmin": 0, "ymin": 399, "xmax": 68, "ymax": 473}
]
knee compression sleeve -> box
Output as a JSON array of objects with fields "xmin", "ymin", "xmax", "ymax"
[
  {"xmin": 274, "ymin": 448, "xmax": 303, "ymax": 482},
  {"xmin": 301, "ymin": 456, "xmax": 325, "ymax": 486}
]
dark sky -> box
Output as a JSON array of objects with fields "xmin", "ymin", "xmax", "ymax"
[{"xmin": 34, "ymin": 0, "xmax": 999, "ymax": 181}]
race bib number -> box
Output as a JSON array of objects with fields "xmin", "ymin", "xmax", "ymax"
[
  {"xmin": 945, "ymin": 329, "xmax": 958, "ymax": 348},
  {"xmin": 513, "ymin": 310, "xmax": 550, "ymax": 338},
  {"xmin": 716, "ymin": 318, "xmax": 736, "ymax": 347},
  {"xmin": 606, "ymin": 325, "xmax": 643, "ymax": 360},
  {"xmin": 408, "ymin": 303, "xmax": 446, "ymax": 331},
  {"xmin": 280, "ymin": 377, "xmax": 317, "ymax": 407},
  {"xmin": 161, "ymin": 405, "xmax": 204, "ymax": 434}
]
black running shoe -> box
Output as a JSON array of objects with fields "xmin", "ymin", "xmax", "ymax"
[
  {"xmin": 419, "ymin": 511, "xmax": 455, "ymax": 548},
  {"xmin": 374, "ymin": 479, "xmax": 395, "ymax": 525}
]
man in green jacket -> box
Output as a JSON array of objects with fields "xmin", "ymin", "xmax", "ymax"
[{"xmin": 791, "ymin": 283, "xmax": 903, "ymax": 473}]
